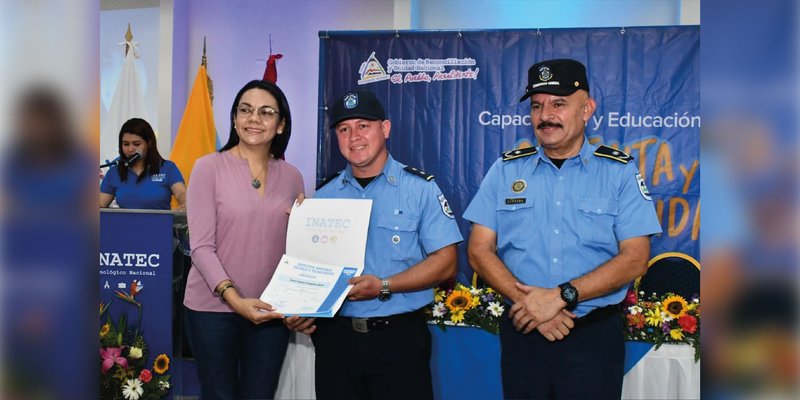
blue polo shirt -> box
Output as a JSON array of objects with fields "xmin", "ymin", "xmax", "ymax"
[
  {"xmin": 315, "ymin": 154, "xmax": 463, "ymax": 318},
  {"xmin": 100, "ymin": 160, "xmax": 184, "ymax": 210},
  {"xmin": 463, "ymin": 139, "xmax": 662, "ymax": 317}
]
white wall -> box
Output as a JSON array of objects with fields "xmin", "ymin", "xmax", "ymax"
[{"xmin": 412, "ymin": 0, "xmax": 682, "ymax": 29}]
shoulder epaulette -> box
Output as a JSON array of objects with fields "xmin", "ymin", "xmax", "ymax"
[
  {"xmin": 502, "ymin": 146, "xmax": 538, "ymax": 161},
  {"xmin": 403, "ymin": 166, "xmax": 434, "ymax": 181},
  {"xmin": 593, "ymin": 145, "xmax": 633, "ymax": 164},
  {"xmin": 315, "ymin": 172, "xmax": 341, "ymax": 190}
]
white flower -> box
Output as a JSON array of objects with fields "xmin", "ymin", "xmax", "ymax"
[
  {"xmin": 487, "ymin": 301, "xmax": 505, "ymax": 317},
  {"xmin": 432, "ymin": 302, "xmax": 446, "ymax": 318},
  {"xmin": 469, "ymin": 286, "xmax": 482, "ymax": 296},
  {"xmin": 660, "ymin": 311, "xmax": 674, "ymax": 322},
  {"xmin": 122, "ymin": 378, "xmax": 144, "ymax": 400},
  {"xmin": 128, "ymin": 346, "xmax": 143, "ymax": 359},
  {"xmin": 628, "ymin": 305, "xmax": 643, "ymax": 315},
  {"xmin": 158, "ymin": 380, "xmax": 170, "ymax": 390}
]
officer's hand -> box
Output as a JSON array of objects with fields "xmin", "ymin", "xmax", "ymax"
[
  {"xmin": 229, "ymin": 297, "xmax": 284, "ymax": 325},
  {"xmin": 509, "ymin": 283, "xmax": 564, "ymax": 331},
  {"xmin": 347, "ymin": 275, "xmax": 381, "ymax": 300},
  {"xmin": 284, "ymin": 316, "xmax": 317, "ymax": 334},
  {"xmin": 534, "ymin": 309, "xmax": 577, "ymax": 340}
]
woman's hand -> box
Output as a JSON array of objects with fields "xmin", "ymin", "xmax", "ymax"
[
  {"xmin": 286, "ymin": 193, "xmax": 305, "ymax": 214},
  {"xmin": 225, "ymin": 294, "xmax": 283, "ymax": 324}
]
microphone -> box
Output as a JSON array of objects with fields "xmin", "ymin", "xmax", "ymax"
[
  {"xmin": 123, "ymin": 151, "xmax": 143, "ymax": 167},
  {"xmin": 100, "ymin": 156, "xmax": 121, "ymax": 169}
]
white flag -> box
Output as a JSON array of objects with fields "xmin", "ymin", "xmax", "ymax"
[{"xmin": 100, "ymin": 40, "xmax": 147, "ymax": 165}]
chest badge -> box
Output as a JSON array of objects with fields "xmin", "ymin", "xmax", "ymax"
[{"xmin": 512, "ymin": 179, "xmax": 527, "ymax": 193}]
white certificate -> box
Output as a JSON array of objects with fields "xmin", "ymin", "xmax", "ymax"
[
  {"xmin": 285, "ymin": 198, "xmax": 373, "ymax": 267},
  {"xmin": 260, "ymin": 254, "xmax": 363, "ymax": 317},
  {"xmin": 259, "ymin": 198, "xmax": 372, "ymax": 317}
]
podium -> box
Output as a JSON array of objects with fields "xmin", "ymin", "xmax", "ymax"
[{"xmin": 100, "ymin": 209, "xmax": 185, "ymax": 399}]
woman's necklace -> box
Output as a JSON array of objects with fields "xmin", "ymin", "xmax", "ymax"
[
  {"xmin": 251, "ymin": 163, "xmax": 267, "ymax": 189},
  {"xmin": 235, "ymin": 147, "xmax": 269, "ymax": 190}
]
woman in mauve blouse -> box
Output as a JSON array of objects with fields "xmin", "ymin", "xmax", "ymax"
[{"xmin": 183, "ymin": 80, "xmax": 304, "ymax": 400}]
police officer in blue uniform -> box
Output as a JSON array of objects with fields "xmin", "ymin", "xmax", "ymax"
[
  {"xmin": 285, "ymin": 90, "xmax": 462, "ymax": 400},
  {"xmin": 464, "ymin": 59, "xmax": 662, "ymax": 398}
]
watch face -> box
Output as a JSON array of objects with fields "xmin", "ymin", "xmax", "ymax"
[
  {"xmin": 378, "ymin": 291, "xmax": 391, "ymax": 302},
  {"xmin": 563, "ymin": 286, "xmax": 577, "ymax": 301}
]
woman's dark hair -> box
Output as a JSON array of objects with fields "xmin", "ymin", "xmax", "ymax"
[
  {"xmin": 117, "ymin": 118, "xmax": 164, "ymax": 182},
  {"xmin": 219, "ymin": 80, "xmax": 292, "ymax": 159}
]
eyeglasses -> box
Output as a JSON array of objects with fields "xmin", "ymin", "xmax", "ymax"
[{"xmin": 236, "ymin": 105, "xmax": 279, "ymax": 120}]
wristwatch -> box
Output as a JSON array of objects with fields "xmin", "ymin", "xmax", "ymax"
[
  {"xmin": 558, "ymin": 282, "xmax": 579, "ymax": 310},
  {"xmin": 378, "ymin": 279, "xmax": 392, "ymax": 302}
]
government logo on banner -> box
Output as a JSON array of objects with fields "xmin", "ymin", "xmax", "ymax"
[
  {"xmin": 357, "ymin": 50, "xmax": 480, "ymax": 85},
  {"xmin": 357, "ymin": 51, "xmax": 390, "ymax": 85}
]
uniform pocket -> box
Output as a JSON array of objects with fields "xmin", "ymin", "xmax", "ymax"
[
  {"xmin": 495, "ymin": 198, "xmax": 534, "ymax": 250},
  {"xmin": 375, "ymin": 215, "xmax": 419, "ymax": 262},
  {"xmin": 577, "ymin": 198, "xmax": 618, "ymax": 245}
]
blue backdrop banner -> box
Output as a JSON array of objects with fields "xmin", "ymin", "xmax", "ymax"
[{"xmin": 317, "ymin": 27, "xmax": 699, "ymax": 285}]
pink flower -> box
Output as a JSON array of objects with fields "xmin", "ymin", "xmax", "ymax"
[
  {"xmin": 678, "ymin": 315, "xmax": 697, "ymax": 334},
  {"xmin": 623, "ymin": 289, "xmax": 638, "ymax": 306},
  {"xmin": 100, "ymin": 346, "xmax": 128, "ymax": 374},
  {"xmin": 139, "ymin": 369, "xmax": 153, "ymax": 383}
]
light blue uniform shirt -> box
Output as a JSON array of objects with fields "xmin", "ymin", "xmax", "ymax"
[
  {"xmin": 463, "ymin": 139, "xmax": 662, "ymax": 317},
  {"xmin": 315, "ymin": 154, "xmax": 463, "ymax": 317}
]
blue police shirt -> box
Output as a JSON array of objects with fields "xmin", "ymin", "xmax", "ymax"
[
  {"xmin": 100, "ymin": 160, "xmax": 184, "ymax": 210},
  {"xmin": 315, "ymin": 154, "xmax": 463, "ymax": 317},
  {"xmin": 463, "ymin": 139, "xmax": 662, "ymax": 317}
]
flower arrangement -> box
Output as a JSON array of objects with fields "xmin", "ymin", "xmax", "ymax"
[
  {"xmin": 623, "ymin": 289, "xmax": 700, "ymax": 361},
  {"xmin": 100, "ymin": 280, "xmax": 171, "ymax": 400},
  {"xmin": 426, "ymin": 282, "xmax": 505, "ymax": 334}
]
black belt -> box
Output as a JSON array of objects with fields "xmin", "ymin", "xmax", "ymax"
[
  {"xmin": 574, "ymin": 304, "xmax": 621, "ymax": 328},
  {"xmin": 333, "ymin": 309, "xmax": 423, "ymax": 333}
]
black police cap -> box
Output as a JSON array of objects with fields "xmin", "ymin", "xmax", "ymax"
[
  {"xmin": 519, "ymin": 59, "xmax": 589, "ymax": 102},
  {"xmin": 330, "ymin": 90, "xmax": 386, "ymax": 128}
]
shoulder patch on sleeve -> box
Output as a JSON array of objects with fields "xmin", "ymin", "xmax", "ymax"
[
  {"xmin": 403, "ymin": 166, "xmax": 434, "ymax": 181},
  {"xmin": 593, "ymin": 145, "xmax": 633, "ymax": 163},
  {"xmin": 501, "ymin": 146, "xmax": 538, "ymax": 161},
  {"xmin": 315, "ymin": 172, "xmax": 341, "ymax": 190}
]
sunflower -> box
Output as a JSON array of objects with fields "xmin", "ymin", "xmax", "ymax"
[
  {"xmin": 100, "ymin": 323, "xmax": 110, "ymax": 338},
  {"xmin": 446, "ymin": 289, "xmax": 475, "ymax": 312},
  {"xmin": 450, "ymin": 309, "xmax": 465, "ymax": 324},
  {"xmin": 153, "ymin": 354, "xmax": 170, "ymax": 374},
  {"xmin": 662, "ymin": 295, "xmax": 689, "ymax": 319}
]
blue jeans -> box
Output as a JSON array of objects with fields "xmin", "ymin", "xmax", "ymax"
[{"xmin": 184, "ymin": 308, "xmax": 290, "ymax": 400}]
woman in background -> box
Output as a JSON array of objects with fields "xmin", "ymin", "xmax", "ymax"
[
  {"xmin": 183, "ymin": 80, "xmax": 304, "ymax": 399},
  {"xmin": 99, "ymin": 117, "xmax": 186, "ymax": 209}
]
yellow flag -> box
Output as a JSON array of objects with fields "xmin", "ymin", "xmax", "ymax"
[{"xmin": 170, "ymin": 64, "xmax": 216, "ymax": 207}]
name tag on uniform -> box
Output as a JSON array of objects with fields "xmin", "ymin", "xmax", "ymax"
[{"xmin": 505, "ymin": 198, "xmax": 526, "ymax": 205}]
